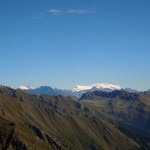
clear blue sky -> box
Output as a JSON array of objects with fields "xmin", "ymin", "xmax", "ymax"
[{"xmin": 0, "ymin": 0, "xmax": 150, "ymax": 90}]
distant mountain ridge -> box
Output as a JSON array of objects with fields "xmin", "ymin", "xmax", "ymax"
[
  {"xmin": 19, "ymin": 83, "xmax": 139, "ymax": 98},
  {"xmin": 23, "ymin": 86, "xmax": 74, "ymax": 97},
  {"xmin": 80, "ymin": 90, "xmax": 140, "ymax": 101}
]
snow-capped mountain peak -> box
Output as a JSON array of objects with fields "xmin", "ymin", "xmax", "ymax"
[
  {"xmin": 19, "ymin": 86, "xmax": 29, "ymax": 90},
  {"xmin": 19, "ymin": 85, "xmax": 35, "ymax": 90},
  {"xmin": 73, "ymin": 83, "xmax": 122, "ymax": 92}
]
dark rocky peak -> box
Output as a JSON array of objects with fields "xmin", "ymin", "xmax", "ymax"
[
  {"xmin": 0, "ymin": 85, "xmax": 15, "ymax": 96},
  {"xmin": 0, "ymin": 85, "xmax": 34, "ymax": 102},
  {"xmin": 143, "ymin": 89, "xmax": 150, "ymax": 96},
  {"xmin": 80, "ymin": 90, "xmax": 139, "ymax": 101}
]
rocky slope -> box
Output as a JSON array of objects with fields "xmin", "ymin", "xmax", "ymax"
[
  {"xmin": 80, "ymin": 90, "xmax": 150, "ymax": 149},
  {"xmin": 0, "ymin": 86, "xmax": 141, "ymax": 150}
]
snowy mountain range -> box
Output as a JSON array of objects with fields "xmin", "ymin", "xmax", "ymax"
[
  {"xmin": 19, "ymin": 83, "xmax": 121, "ymax": 91},
  {"xmin": 73, "ymin": 83, "xmax": 122, "ymax": 91},
  {"xmin": 18, "ymin": 83, "xmax": 139, "ymax": 98}
]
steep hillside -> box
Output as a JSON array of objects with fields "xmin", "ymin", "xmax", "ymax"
[
  {"xmin": 0, "ymin": 86, "xmax": 140, "ymax": 150},
  {"xmin": 80, "ymin": 90, "xmax": 150, "ymax": 129},
  {"xmin": 80, "ymin": 90, "xmax": 150, "ymax": 149}
]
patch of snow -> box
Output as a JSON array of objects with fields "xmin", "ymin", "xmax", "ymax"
[
  {"xmin": 19, "ymin": 85, "xmax": 35, "ymax": 90},
  {"xmin": 73, "ymin": 83, "xmax": 122, "ymax": 92},
  {"xmin": 19, "ymin": 86, "xmax": 29, "ymax": 90}
]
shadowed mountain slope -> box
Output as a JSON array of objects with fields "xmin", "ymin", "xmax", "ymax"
[
  {"xmin": 80, "ymin": 90, "xmax": 150, "ymax": 149},
  {"xmin": 0, "ymin": 86, "xmax": 140, "ymax": 150},
  {"xmin": 80, "ymin": 90, "xmax": 150, "ymax": 129}
]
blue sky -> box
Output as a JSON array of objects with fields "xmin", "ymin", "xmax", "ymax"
[{"xmin": 0, "ymin": 0, "xmax": 150, "ymax": 90}]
